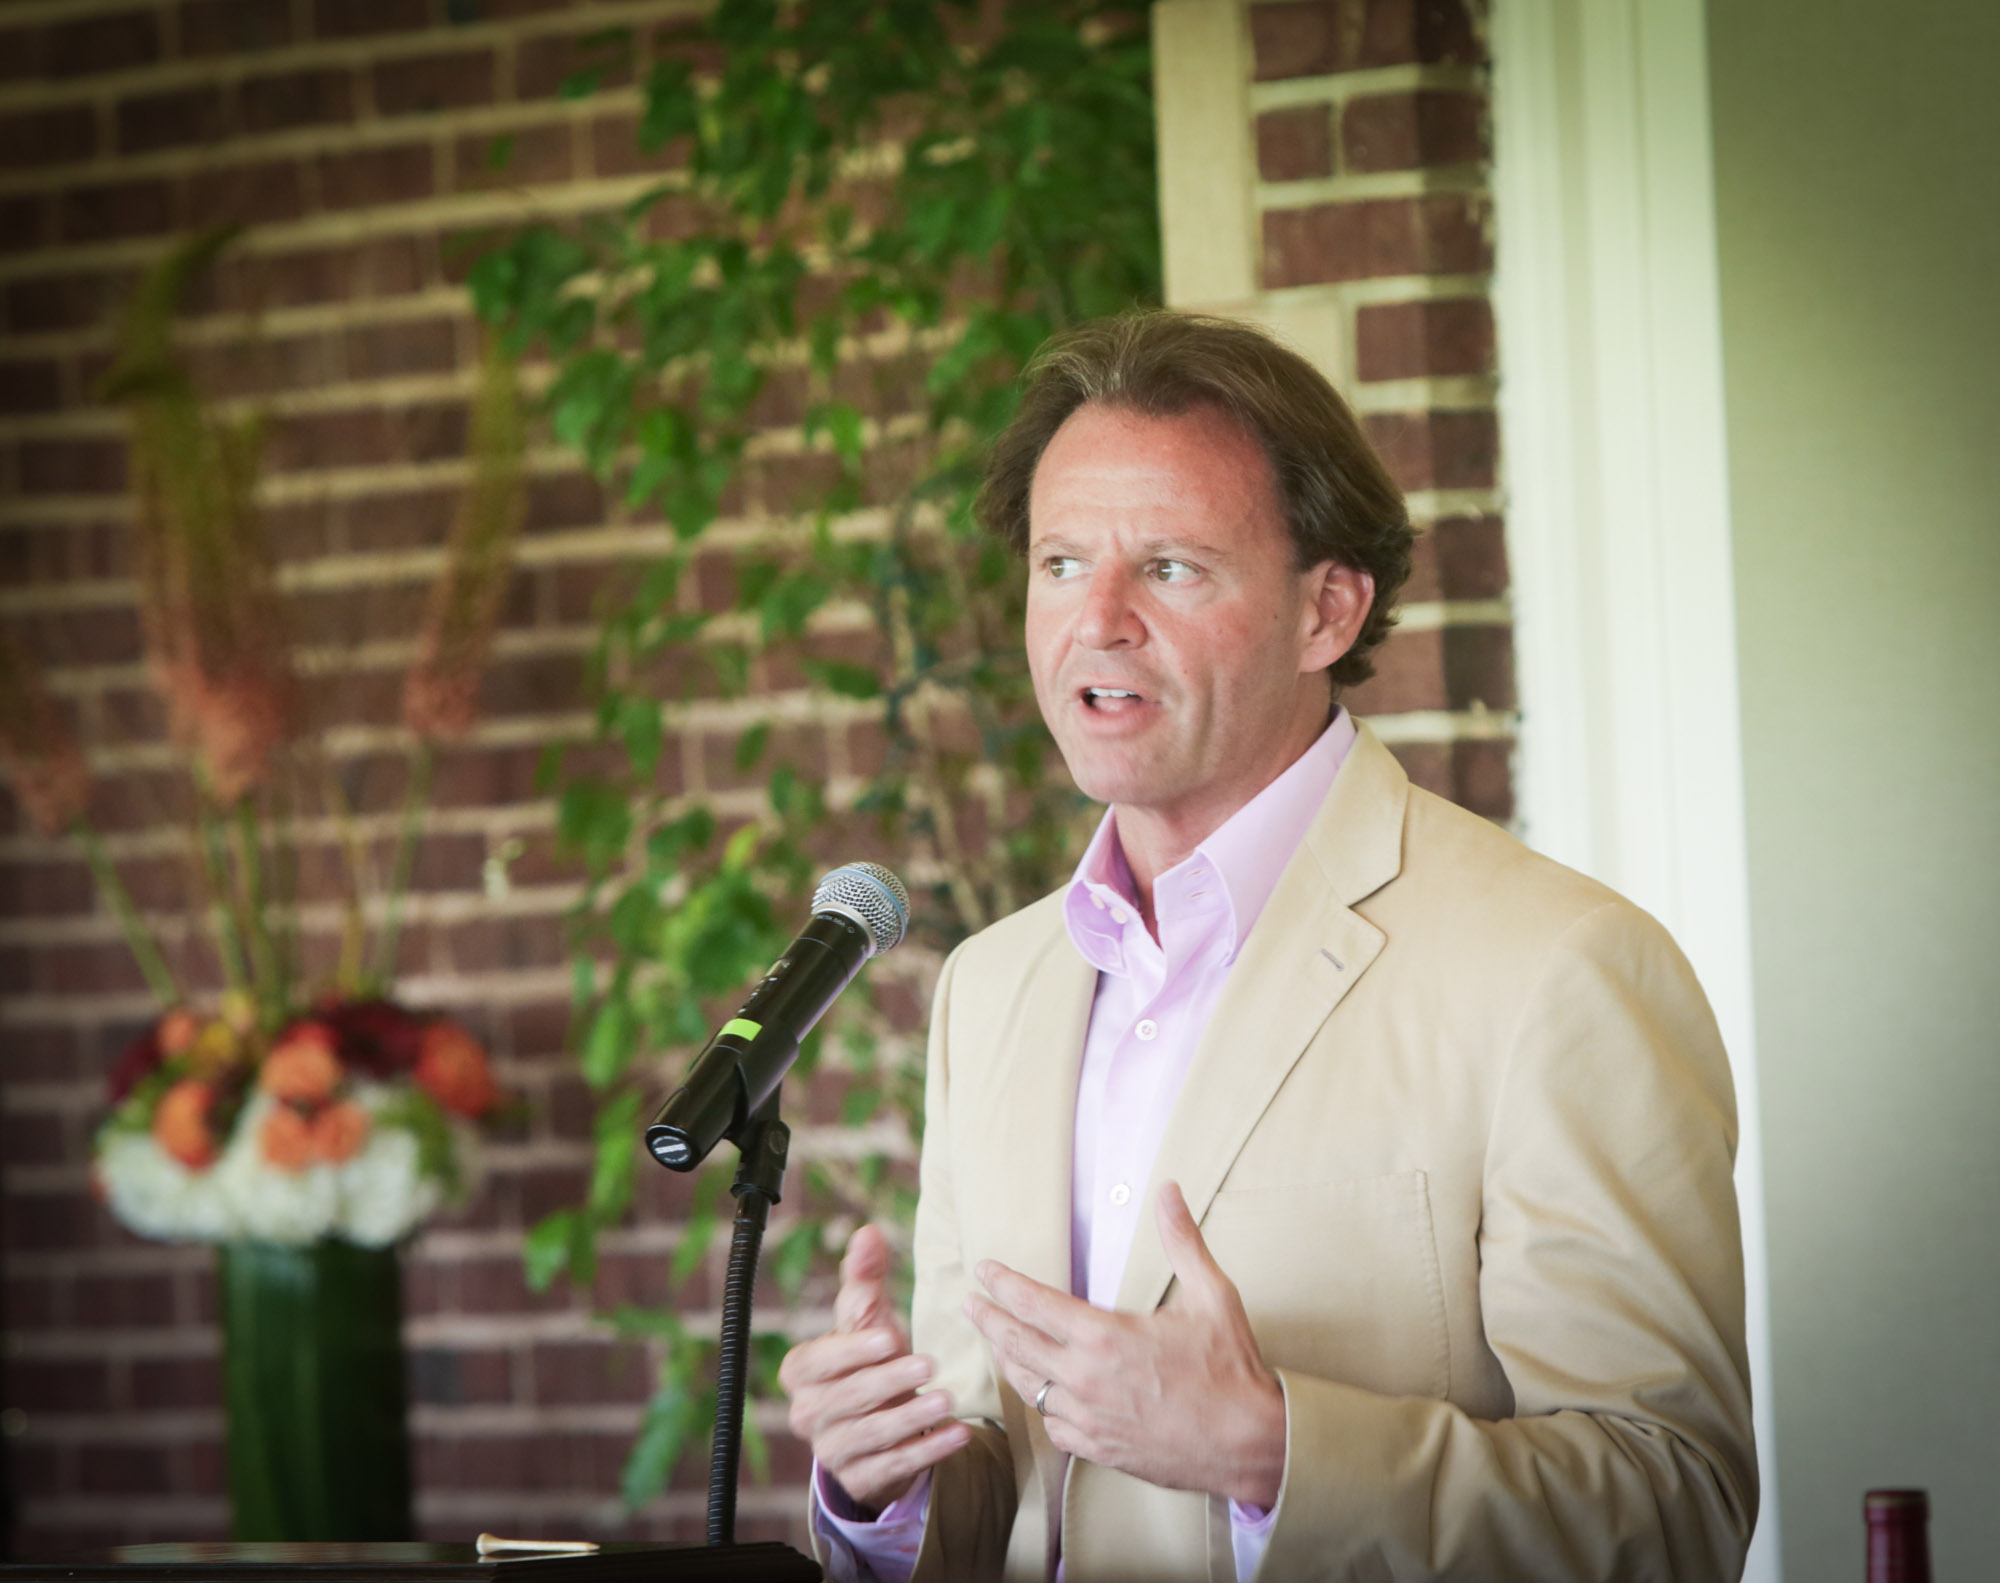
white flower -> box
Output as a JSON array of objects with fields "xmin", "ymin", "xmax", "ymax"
[
  {"xmin": 98, "ymin": 1130, "xmax": 240, "ymax": 1243},
  {"xmin": 217, "ymin": 1094, "xmax": 339, "ymax": 1245},
  {"xmin": 336, "ymin": 1106, "xmax": 439, "ymax": 1248}
]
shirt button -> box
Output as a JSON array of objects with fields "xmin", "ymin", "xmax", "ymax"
[
  {"xmin": 1135, "ymin": 1019, "xmax": 1158, "ymax": 1041},
  {"xmin": 1109, "ymin": 1184, "xmax": 1132, "ymax": 1206},
  {"xmin": 1110, "ymin": 907, "xmax": 1129, "ymax": 925},
  {"xmin": 1092, "ymin": 895, "xmax": 1106, "ymax": 910}
]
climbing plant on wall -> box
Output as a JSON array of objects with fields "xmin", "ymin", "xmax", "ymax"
[{"xmin": 466, "ymin": 0, "xmax": 1159, "ymax": 1504}]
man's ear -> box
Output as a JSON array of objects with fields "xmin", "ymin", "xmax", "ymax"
[{"xmin": 1301, "ymin": 562, "xmax": 1376, "ymax": 675}]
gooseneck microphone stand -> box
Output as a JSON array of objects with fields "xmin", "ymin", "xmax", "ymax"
[{"xmin": 706, "ymin": 1085, "xmax": 791, "ymax": 1546}]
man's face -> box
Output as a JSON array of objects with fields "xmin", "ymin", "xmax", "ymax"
[{"xmin": 1024, "ymin": 402, "xmax": 1372, "ymax": 843}]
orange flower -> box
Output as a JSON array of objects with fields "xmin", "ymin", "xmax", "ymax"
[
  {"xmin": 153, "ymin": 1080, "xmax": 219, "ymax": 1170},
  {"xmin": 156, "ymin": 1007, "xmax": 201, "ymax": 1057},
  {"xmin": 308, "ymin": 1099, "xmax": 370, "ymax": 1165},
  {"xmin": 259, "ymin": 1103, "xmax": 314, "ymax": 1172},
  {"xmin": 414, "ymin": 1022, "xmax": 498, "ymax": 1118},
  {"xmin": 260, "ymin": 1023, "xmax": 341, "ymax": 1105}
]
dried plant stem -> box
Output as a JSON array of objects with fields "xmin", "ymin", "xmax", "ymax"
[
  {"xmin": 194, "ymin": 797, "xmax": 251, "ymax": 997},
  {"xmin": 373, "ymin": 739, "xmax": 435, "ymax": 986},
  {"xmin": 74, "ymin": 821, "xmax": 181, "ymax": 1005},
  {"xmin": 316, "ymin": 750, "xmax": 375, "ymax": 997},
  {"xmin": 231, "ymin": 796, "xmax": 285, "ymax": 1028}
]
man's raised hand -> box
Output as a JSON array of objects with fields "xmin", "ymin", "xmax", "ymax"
[
  {"xmin": 962, "ymin": 1182, "xmax": 1288, "ymax": 1509},
  {"xmin": 777, "ymin": 1224, "xmax": 972, "ymax": 1516}
]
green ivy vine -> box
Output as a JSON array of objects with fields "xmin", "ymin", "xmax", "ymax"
[{"xmin": 464, "ymin": 0, "xmax": 1160, "ymax": 1509}]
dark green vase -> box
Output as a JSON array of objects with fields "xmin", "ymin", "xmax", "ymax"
[{"xmin": 218, "ymin": 1239, "xmax": 414, "ymax": 1541}]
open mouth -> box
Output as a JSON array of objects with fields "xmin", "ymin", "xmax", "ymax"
[{"xmin": 1080, "ymin": 686, "xmax": 1145, "ymax": 711}]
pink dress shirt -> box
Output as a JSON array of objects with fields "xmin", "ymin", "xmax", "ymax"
[{"xmin": 813, "ymin": 711, "xmax": 1359, "ymax": 1583}]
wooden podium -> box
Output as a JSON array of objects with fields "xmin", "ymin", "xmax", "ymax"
[{"xmin": 0, "ymin": 1542, "xmax": 821, "ymax": 1582}]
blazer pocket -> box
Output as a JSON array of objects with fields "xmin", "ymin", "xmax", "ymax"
[{"xmin": 1199, "ymin": 1170, "xmax": 1450, "ymax": 1401}]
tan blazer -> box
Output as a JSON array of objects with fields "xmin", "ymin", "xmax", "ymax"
[{"xmin": 844, "ymin": 723, "xmax": 1757, "ymax": 1582}]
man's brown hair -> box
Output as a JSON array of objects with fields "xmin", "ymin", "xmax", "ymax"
[{"xmin": 974, "ymin": 311, "xmax": 1413, "ymax": 691}]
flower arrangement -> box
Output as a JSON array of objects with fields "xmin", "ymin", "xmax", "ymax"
[
  {"xmin": 0, "ymin": 227, "xmax": 530, "ymax": 1252},
  {"xmin": 96, "ymin": 994, "xmax": 500, "ymax": 1248}
]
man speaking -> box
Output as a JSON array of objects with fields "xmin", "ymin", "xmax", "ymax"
[{"xmin": 778, "ymin": 313, "xmax": 1757, "ymax": 1581}]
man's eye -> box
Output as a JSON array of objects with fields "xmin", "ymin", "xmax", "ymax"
[
  {"xmin": 1149, "ymin": 559, "xmax": 1197, "ymax": 583},
  {"xmin": 1044, "ymin": 556, "xmax": 1083, "ymax": 579}
]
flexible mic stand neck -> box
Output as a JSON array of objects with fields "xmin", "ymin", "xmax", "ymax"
[{"xmin": 707, "ymin": 1086, "xmax": 791, "ymax": 1546}]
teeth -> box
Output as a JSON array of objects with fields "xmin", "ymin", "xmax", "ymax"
[{"xmin": 1086, "ymin": 688, "xmax": 1138, "ymax": 700}]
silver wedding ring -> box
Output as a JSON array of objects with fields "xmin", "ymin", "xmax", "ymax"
[{"xmin": 1034, "ymin": 1379, "xmax": 1055, "ymax": 1417}]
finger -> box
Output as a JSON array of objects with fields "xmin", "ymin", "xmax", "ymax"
[
  {"xmin": 973, "ymin": 1259, "xmax": 1086, "ymax": 1344},
  {"xmin": 835, "ymin": 1225, "xmax": 899, "ymax": 1335},
  {"xmin": 1156, "ymin": 1181, "xmax": 1232, "ymax": 1308},
  {"xmin": 778, "ymin": 1325, "xmax": 905, "ymax": 1394},
  {"xmin": 818, "ymin": 1386, "xmax": 956, "ymax": 1467},
  {"xmin": 809, "ymin": 1351, "xmax": 937, "ymax": 1433},
  {"xmin": 832, "ymin": 1419, "xmax": 973, "ymax": 1508},
  {"xmin": 963, "ymin": 1292, "xmax": 1066, "ymax": 1385}
]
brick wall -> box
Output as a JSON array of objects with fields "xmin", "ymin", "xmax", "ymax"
[
  {"xmin": 1158, "ymin": 0, "xmax": 1513, "ymax": 816},
  {"xmin": 0, "ymin": 0, "xmax": 858, "ymax": 1555},
  {"xmin": 0, "ymin": 0, "xmax": 1514, "ymax": 1560}
]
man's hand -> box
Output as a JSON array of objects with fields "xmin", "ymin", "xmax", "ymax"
[
  {"xmin": 778, "ymin": 1224, "xmax": 972, "ymax": 1517},
  {"xmin": 963, "ymin": 1182, "xmax": 1287, "ymax": 1509}
]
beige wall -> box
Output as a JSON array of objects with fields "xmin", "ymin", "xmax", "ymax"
[{"xmin": 1706, "ymin": 0, "xmax": 2000, "ymax": 1575}]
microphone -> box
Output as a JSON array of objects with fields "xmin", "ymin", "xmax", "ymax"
[{"xmin": 645, "ymin": 862, "xmax": 910, "ymax": 1172}]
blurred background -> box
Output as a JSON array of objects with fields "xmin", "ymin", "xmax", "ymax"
[{"xmin": 0, "ymin": 1, "xmax": 1992, "ymax": 1580}]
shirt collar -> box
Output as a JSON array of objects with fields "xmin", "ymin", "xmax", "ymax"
[{"xmin": 1061, "ymin": 708, "xmax": 1358, "ymax": 974}]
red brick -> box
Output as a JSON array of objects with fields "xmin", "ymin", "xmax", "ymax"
[
  {"xmin": 46, "ymin": 10, "xmax": 161, "ymax": 78},
  {"xmin": 430, "ymin": 743, "xmax": 549, "ymax": 809},
  {"xmin": 129, "ymin": 1355, "xmax": 222, "ymax": 1410},
  {"xmin": 1255, "ymin": 105, "xmax": 1332, "ymax": 182},
  {"xmin": 1342, "ymin": 90, "xmax": 1488, "ymax": 173},
  {"xmin": 0, "ymin": 857, "xmax": 95, "ymax": 915},
  {"xmin": 317, "ymin": 143, "xmax": 435, "ymax": 209},
  {"xmin": 1343, "ymin": 623, "xmax": 1514, "ymax": 714},
  {"xmin": 3, "ymin": 1358, "xmax": 110, "ymax": 1413},
  {"xmin": 6, "ymin": 272, "xmax": 124, "ymax": 336},
  {"xmin": 515, "ymin": 32, "xmax": 636, "ymax": 101},
  {"xmin": 79, "ymin": 1443, "xmax": 174, "ymax": 1495},
  {"xmin": 60, "ymin": 179, "xmax": 176, "ymax": 244},
  {"xmin": 1261, "ymin": 193, "xmax": 1490, "ymax": 288},
  {"xmin": 184, "ymin": 159, "xmax": 306, "ymax": 227},
  {"xmin": 0, "ymin": 359, "xmax": 62, "ymax": 414},
  {"xmin": 1362, "ymin": 409, "xmax": 1497, "ymax": 491},
  {"xmin": 408, "ymin": 1346, "xmax": 513, "ymax": 1406},
  {"xmin": 343, "ymin": 316, "xmax": 460, "ymax": 379},
  {"xmin": 0, "ymin": 1027, "xmax": 79, "ymax": 1086},
  {"xmin": 117, "ymin": 85, "xmax": 229, "ymax": 154},
  {"xmin": 1390, "ymin": 737, "xmax": 1514, "ymax": 819},
  {"xmin": 448, "ymin": 912, "xmax": 566, "ymax": 974},
  {"xmin": 373, "ymin": 48, "xmax": 496, "ymax": 115},
  {"xmin": 1354, "ymin": 297, "xmax": 1494, "ymax": 381},
  {"xmin": 237, "ymin": 68, "xmax": 355, "ymax": 134},
  {"xmin": 1, "ymin": 1191, "xmax": 103, "ymax": 1253},
  {"xmin": 0, "ymin": 105, "xmax": 98, "ymax": 172},
  {"xmin": 0, "ymin": 27, "xmax": 40, "ymax": 85},
  {"xmin": 1429, "ymin": 513, "xmax": 1508, "ymax": 599},
  {"xmin": 180, "ymin": 0, "xmax": 297, "ymax": 56},
  {"xmin": 529, "ymin": 1340, "xmax": 647, "ymax": 1406},
  {"xmin": 523, "ymin": 472, "xmax": 605, "ymax": 535},
  {"xmin": 478, "ymin": 652, "xmax": 588, "ymax": 719},
  {"xmin": 0, "ymin": 195, "xmax": 49, "ymax": 254},
  {"xmin": 589, "ymin": 112, "xmax": 685, "ymax": 178},
  {"xmin": 17, "ymin": 437, "xmax": 128, "ymax": 496},
  {"xmin": 340, "ymin": 485, "xmax": 454, "ymax": 551},
  {"xmin": 312, "ymin": 0, "xmax": 434, "ymax": 38},
  {"xmin": 1249, "ymin": 0, "xmax": 1482, "ymax": 81},
  {"xmin": 453, "ymin": 123, "xmax": 574, "ymax": 190}
]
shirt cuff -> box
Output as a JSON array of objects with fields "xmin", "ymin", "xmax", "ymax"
[
  {"xmin": 810, "ymin": 1460, "xmax": 930, "ymax": 1583},
  {"xmin": 1227, "ymin": 1497, "xmax": 1277, "ymax": 1581}
]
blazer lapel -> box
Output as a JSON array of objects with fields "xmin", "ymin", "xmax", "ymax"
[
  {"xmin": 983, "ymin": 921, "xmax": 1097, "ymax": 1297},
  {"xmin": 1114, "ymin": 724, "xmax": 1411, "ymax": 1315}
]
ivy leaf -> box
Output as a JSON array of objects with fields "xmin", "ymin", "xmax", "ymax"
[
  {"xmin": 733, "ymin": 720, "xmax": 770, "ymax": 772},
  {"xmin": 588, "ymin": 1089, "xmax": 642, "ymax": 1219},
  {"xmin": 617, "ymin": 695, "xmax": 664, "ymax": 778},
  {"xmin": 557, "ymin": 778, "xmax": 632, "ymax": 868},
  {"xmin": 582, "ymin": 997, "xmax": 638, "ymax": 1089},
  {"xmin": 802, "ymin": 658, "xmax": 881, "ymax": 699},
  {"xmin": 622, "ymin": 1379, "xmax": 697, "ymax": 1506}
]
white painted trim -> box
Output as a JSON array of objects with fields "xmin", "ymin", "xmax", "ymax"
[{"xmin": 1490, "ymin": 2, "xmax": 1781, "ymax": 1579}]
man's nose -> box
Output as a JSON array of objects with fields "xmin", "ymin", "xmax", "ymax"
[{"xmin": 1075, "ymin": 567, "xmax": 1144, "ymax": 650}]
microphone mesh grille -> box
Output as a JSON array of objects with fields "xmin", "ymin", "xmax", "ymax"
[{"xmin": 812, "ymin": 862, "xmax": 910, "ymax": 955}]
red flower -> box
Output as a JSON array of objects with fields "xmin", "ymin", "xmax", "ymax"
[
  {"xmin": 322, "ymin": 998, "xmax": 426, "ymax": 1078},
  {"xmin": 109, "ymin": 1024, "xmax": 165, "ymax": 1104},
  {"xmin": 414, "ymin": 1022, "xmax": 499, "ymax": 1118},
  {"xmin": 259, "ymin": 1103, "xmax": 313, "ymax": 1172},
  {"xmin": 309, "ymin": 1099, "xmax": 371, "ymax": 1165}
]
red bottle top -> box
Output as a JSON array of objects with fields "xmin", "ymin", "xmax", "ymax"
[{"xmin": 1865, "ymin": 1489, "xmax": 1931, "ymax": 1583}]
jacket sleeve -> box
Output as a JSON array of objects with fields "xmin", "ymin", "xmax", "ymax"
[
  {"xmin": 1257, "ymin": 901, "xmax": 1759, "ymax": 1582},
  {"xmin": 806, "ymin": 941, "xmax": 1019, "ymax": 1582}
]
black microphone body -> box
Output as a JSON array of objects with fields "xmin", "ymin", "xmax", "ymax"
[{"xmin": 646, "ymin": 911, "xmax": 870, "ymax": 1171}]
